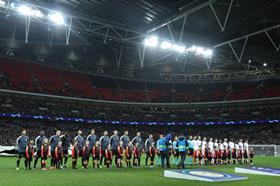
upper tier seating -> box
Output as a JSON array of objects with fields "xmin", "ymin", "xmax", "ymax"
[{"xmin": 0, "ymin": 58, "xmax": 279, "ymax": 103}]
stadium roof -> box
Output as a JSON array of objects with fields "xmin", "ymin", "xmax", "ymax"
[{"xmin": 0, "ymin": 0, "xmax": 279, "ymax": 76}]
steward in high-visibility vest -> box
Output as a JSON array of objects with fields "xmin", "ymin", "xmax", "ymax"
[
  {"xmin": 177, "ymin": 135, "xmax": 188, "ymax": 169},
  {"xmin": 157, "ymin": 133, "xmax": 172, "ymax": 168}
]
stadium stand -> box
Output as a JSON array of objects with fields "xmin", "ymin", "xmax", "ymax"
[{"xmin": 1, "ymin": 58, "xmax": 280, "ymax": 103}]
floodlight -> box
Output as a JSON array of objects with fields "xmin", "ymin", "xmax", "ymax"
[
  {"xmin": 0, "ymin": 0, "xmax": 5, "ymax": 8},
  {"xmin": 17, "ymin": 5, "xmax": 32, "ymax": 16},
  {"xmin": 160, "ymin": 41, "xmax": 172, "ymax": 49},
  {"xmin": 48, "ymin": 12, "xmax": 65, "ymax": 25},
  {"xmin": 10, "ymin": 2, "xmax": 15, "ymax": 8},
  {"xmin": 195, "ymin": 47, "xmax": 204, "ymax": 55},
  {"xmin": 32, "ymin": 9, "xmax": 43, "ymax": 18},
  {"xmin": 263, "ymin": 63, "xmax": 267, "ymax": 67},
  {"xmin": 188, "ymin": 45, "xmax": 197, "ymax": 52},
  {"xmin": 144, "ymin": 36, "xmax": 158, "ymax": 47},
  {"xmin": 203, "ymin": 49, "xmax": 213, "ymax": 58},
  {"xmin": 172, "ymin": 44, "xmax": 186, "ymax": 53}
]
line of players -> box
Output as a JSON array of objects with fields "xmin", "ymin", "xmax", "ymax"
[
  {"xmin": 172, "ymin": 135, "xmax": 254, "ymax": 169},
  {"xmin": 15, "ymin": 129, "xmax": 254, "ymax": 170}
]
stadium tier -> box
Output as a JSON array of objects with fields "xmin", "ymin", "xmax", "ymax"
[{"xmin": 1, "ymin": 58, "xmax": 280, "ymax": 103}]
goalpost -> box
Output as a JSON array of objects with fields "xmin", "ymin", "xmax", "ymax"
[{"xmin": 249, "ymin": 145, "xmax": 279, "ymax": 157}]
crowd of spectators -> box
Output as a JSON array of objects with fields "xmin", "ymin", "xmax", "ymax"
[{"xmin": 0, "ymin": 94, "xmax": 279, "ymax": 122}]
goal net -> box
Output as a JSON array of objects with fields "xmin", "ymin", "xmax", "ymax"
[{"xmin": 249, "ymin": 145, "xmax": 279, "ymax": 157}]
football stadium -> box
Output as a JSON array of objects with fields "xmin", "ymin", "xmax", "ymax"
[{"xmin": 0, "ymin": 0, "xmax": 279, "ymax": 185}]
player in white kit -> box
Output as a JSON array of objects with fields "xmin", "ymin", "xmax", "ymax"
[
  {"xmin": 214, "ymin": 139, "xmax": 219, "ymax": 165},
  {"xmin": 192, "ymin": 136, "xmax": 198, "ymax": 165},
  {"xmin": 243, "ymin": 140, "xmax": 249, "ymax": 164},
  {"xmin": 238, "ymin": 139, "xmax": 244, "ymax": 164},
  {"xmin": 228, "ymin": 138, "xmax": 235, "ymax": 164},
  {"xmin": 201, "ymin": 137, "xmax": 207, "ymax": 165},
  {"xmin": 218, "ymin": 139, "xmax": 223, "ymax": 165},
  {"xmin": 208, "ymin": 138, "xmax": 214, "ymax": 165}
]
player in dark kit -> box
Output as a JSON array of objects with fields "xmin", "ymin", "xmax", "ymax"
[
  {"xmin": 105, "ymin": 144, "xmax": 112, "ymax": 168},
  {"xmin": 92, "ymin": 141, "xmax": 102, "ymax": 168},
  {"xmin": 125, "ymin": 141, "xmax": 133, "ymax": 168},
  {"xmin": 110, "ymin": 130, "xmax": 120, "ymax": 166},
  {"xmin": 49, "ymin": 130, "xmax": 61, "ymax": 169},
  {"xmin": 149, "ymin": 141, "xmax": 156, "ymax": 167},
  {"xmin": 75, "ymin": 130, "xmax": 84, "ymax": 167},
  {"xmin": 99, "ymin": 131, "xmax": 110, "ymax": 166},
  {"xmin": 72, "ymin": 141, "xmax": 79, "ymax": 169},
  {"xmin": 144, "ymin": 134, "xmax": 153, "ymax": 166},
  {"xmin": 34, "ymin": 131, "xmax": 46, "ymax": 169},
  {"xmin": 87, "ymin": 129, "xmax": 97, "ymax": 154},
  {"xmin": 25, "ymin": 140, "xmax": 35, "ymax": 170},
  {"xmin": 41, "ymin": 138, "xmax": 50, "ymax": 171},
  {"xmin": 16, "ymin": 130, "xmax": 29, "ymax": 170},
  {"xmin": 132, "ymin": 132, "xmax": 143, "ymax": 167},
  {"xmin": 60, "ymin": 132, "xmax": 71, "ymax": 168},
  {"xmin": 55, "ymin": 141, "xmax": 63, "ymax": 169},
  {"xmin": 120, "ymin": 131, "xmax": 130, "ymax": 167},
  {"xmin": 82, "ymin": 140, "xmax": 91, "ymax": 169}
]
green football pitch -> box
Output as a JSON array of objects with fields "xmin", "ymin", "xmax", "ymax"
[{"xmin": 0, "ymin": 156, "xmax": 279, "ymax": 186}]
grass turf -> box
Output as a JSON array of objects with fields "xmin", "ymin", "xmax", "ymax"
[{"xmin": 0, "ymin": 156, "xmax": 279, "ymax": 186}]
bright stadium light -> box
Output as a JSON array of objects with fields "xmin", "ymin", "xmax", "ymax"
[
  {"xmin": 32, "ymin": 9, "xmax": 44, "ymax": 18},
  {"xmin": 48, "ymin": 12, "xmax": 65, "ymax": 25},
  {"xmin": 188, "ymin": 45, "xmax": 197, "ymax": 52},
  {"xmin": 17, "ymin": 5, "xmax": 32, "ymax": 16},
  {"xmin": 16, "ymin": 5, "xmax": 44, "ymax": 18},
  {"xmin": 160, "ymin": 41, "xmax": 172, "ymax": 49},
  {"xmin": 195, "ymin": 47, "xmax": 204, "ymax": 55},
  {"xmin": 263, "ymin": 63, "xmax": 267, "ymax": 67},
  {"xmin": 172, "ymin": 44, "xmax": 186, "ymax": 53},
  {"xmin": 144, "ymin": 36, "xmax": 158, "ymax": 47},
  {"xmin": 203, "ymin": 49, "xmax": 213, "ymax": 58},
  {"xmin": 0, "ymin": 0, "xmax": 6, "ymax": 8},
  {"xmin": 10, "ymin": 2, "xmax": 15, "ymax": 8}
]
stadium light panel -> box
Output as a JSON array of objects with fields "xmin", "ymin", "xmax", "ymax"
[
  {"xmin": 188, "ymin": 45, "xmax": 197, "ymax": 52},
  {"xmin": 144, "ymin": 36, "xmax": 158, "ymax": 47},
  {"xmin": 0, "ymin": 0, "xmax": 6, "ymax": 8},
  {"xmin": 203, "ymin": 49, "xmax": 213, "ymax": 58},
  {"xmin": 48, "ymin": 12, "xmax": 65, "ymax": 25},
  {"xmin": 160, "ymin": 41, "xmax": 172, "ymax": 49},
  {"xmin": 16, "ymin": 5, "xmax": 43, "ymax": 18},
  {"xmin": 172, "ymin": 44, "xmax": 186, "ymax": 53},
  {"xmin": 10, "ymin": 2, "xmax": 15, "ymax": 8},
  {"xmin": 195, "ymin": 47, "xmax": 204, "ymax": 55},
  {"xmin": 17, "ymin": 5, "xmax": 32, "ymax": 16},
  {"xmin": 32, "ymin": 9, "xmax": 44, "ymax": 18}
]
